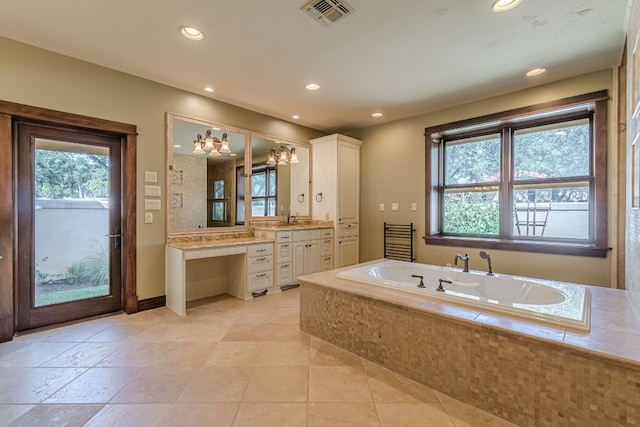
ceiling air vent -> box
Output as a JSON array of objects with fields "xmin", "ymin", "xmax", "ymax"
[{"xmin": 302, "ymin": 0, "xmax": 355, "ymax": 27}]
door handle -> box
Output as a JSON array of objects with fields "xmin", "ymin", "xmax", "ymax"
[{"xmin": 105, "ymin": 227, "xmax": 122, "ymax": 249}]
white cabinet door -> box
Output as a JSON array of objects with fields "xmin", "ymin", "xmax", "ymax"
[
  {"xmin": 293, "ymin": 241, "xmax": 306, "ymax": 279},
  {"xmin": 338, "ymin": 142, "xmax": 359, "ymax": 222},
  {"xmin": 305, "ymin": 241, "xmax": 320, "ymax": 275},
  {"xmin": 338, "ymin": 238, "xmax": 358, "ymax": 268}
]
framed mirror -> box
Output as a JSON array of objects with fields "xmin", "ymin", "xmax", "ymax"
[
  {"xmin": 167, "ymin": 113, "xmax": 250, "ymax": 233},
  {"xmin": 250, "ymin": 133, "xmax": 310, "ymax": 220}
]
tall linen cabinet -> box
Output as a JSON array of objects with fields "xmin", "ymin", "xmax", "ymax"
[{"xmin": 311, "ymin": 134, "xmax": 361, "ymax": 268}]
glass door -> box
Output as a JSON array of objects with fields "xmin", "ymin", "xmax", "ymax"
[{"xmin": 16, "ymin": 122, "xmax": 123, "ymax": 331}]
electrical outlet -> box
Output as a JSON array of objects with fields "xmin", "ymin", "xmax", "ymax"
[
  {"xmin": 379, "ymin": 204, "xmax": 384, "ymax": 212},
  {"xmin": 411, "ymin": 202, "xmax": 417, "ymax": 211},
  {"xmin": 144, "ymin": 212, "xmax": 153, "ymax": 224},
  {"xmin": 392, "ymin": 203, "xmax": 399, "ymax": 212}
]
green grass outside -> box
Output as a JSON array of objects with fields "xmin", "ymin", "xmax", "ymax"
[{"xmin": 36, "ymin": 285, "xmax": 109, "ymax": 306}]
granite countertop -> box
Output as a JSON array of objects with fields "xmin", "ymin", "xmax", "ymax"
[
  {"xmin": 253, "ymin": 224, "xmax": 334, "ymax": 231},
  {"xmin": 166, "ymin": 237, "xmax": 273, "ymax": 250}
]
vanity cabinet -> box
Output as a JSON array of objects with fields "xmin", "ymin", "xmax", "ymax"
[
  {"xmin": 319, "ymin": 228, "xmax": 334, "ymax": 271},
  {"xmin": 311, "ymin": 134, "xmax": 362, "ymax": 268},
  {"xmin": 246, "ymin": 242, "xmax": 273, "ymax": 296},
  {"xmin": 293, "ymin": 229, "xmax": 321, "ymax": 278},
  {"xmin": 274, "ymin": 231, "xmax": 294, "ymax": 289}
]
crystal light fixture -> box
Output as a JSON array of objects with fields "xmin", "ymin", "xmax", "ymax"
[
  {"xmin": 192, "ymin": 130, "xmax": 232, "ymax": 157},
  {"xmin": 266, "ymin": 145, "xmax": 299, "ymax": 166}
]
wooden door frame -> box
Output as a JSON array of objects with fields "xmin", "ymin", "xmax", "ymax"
[{"xmin": 0, "ymin": 100, "xmax": 137, "ymax": 342}]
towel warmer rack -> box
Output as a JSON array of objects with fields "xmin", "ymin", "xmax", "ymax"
[{"xmin": 384, "ymin": 222, "xmax": 415, "ymax": 262}]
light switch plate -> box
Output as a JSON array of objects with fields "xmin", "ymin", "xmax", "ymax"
[
  {"xmin": 144, "ymin": 185, "xmax": 161, "ymax": 197},
  {"xmin": 144, "ymin": 199, "xmax": 161, "ymax": 211},
  {"xmin": 392, "ymin": 203, "xmax": 399, "ymax": 212},
  {"xmin": 379, "ymin": 204, "xmax": 384, "ymax": 212},
  {"xmin": 144, "ymin": 171, "xmax": 157, "ymax": 183},
  {"xmin": 144, "ymin": 212, "xmax": 153, "ymax": 223},
  {"xmin": 411, "ymin": 202, "xmax": 417, "ymax": 211}
]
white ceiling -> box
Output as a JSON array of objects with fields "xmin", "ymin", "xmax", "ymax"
[{"xmin": 0, "ymin": 0, "xmax": 632, "ymax": 132}]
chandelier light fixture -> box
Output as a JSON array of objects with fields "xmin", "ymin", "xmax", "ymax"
[
  {"xmin": 192, "ymin": 130, "xmax": 234, "ymax": 157},
  {"xmin": 266, "ymin": 145, "xmax": 299, "ymax": 166}
]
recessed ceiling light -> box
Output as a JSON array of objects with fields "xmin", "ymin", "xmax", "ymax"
[
  {"xmin": 371, "ymin": 112, "xmax": 383, "ymax": 118},
  {"xmin": 204, "ymin": 87, "xmax": 214, "ymax": 93},
  {"xmin": 491, "ymin": 0, "xmax": 523, "ymax": 12},
  {"xmin": 305, "ymin": 83, "xmax": 320, "ymax": 91},
  {"xmin": 173, "ymin": 145, "xmax": 182, "ymax": 148},
  {"xmin": 526, "ymin": 67, "xmax": 546, "ymax": 77},
  {"xmin": 292, "ymin": 114, "xmax": 300, "ymax": 120},
  {"xmin": 180, "ymin": 26, "xmax": 204, "ymax": 41}
]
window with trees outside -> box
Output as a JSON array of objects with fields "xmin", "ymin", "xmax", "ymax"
[
  {"xmin": 424, "ymin": 91, "xmax": 608, "ymax": 257},
  {"xmin": 251, "ymin": 164, "xmax": 277, "ymax": 216}
]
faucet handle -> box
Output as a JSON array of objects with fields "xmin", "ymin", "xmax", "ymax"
[{"xmin": 411, "ymin": 274, "xmax": 425, "ymax": 288}]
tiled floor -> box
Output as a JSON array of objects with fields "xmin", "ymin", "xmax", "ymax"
[{"xmin": 0, "ymin": 288, "xmax": 516, "ymax": 426}]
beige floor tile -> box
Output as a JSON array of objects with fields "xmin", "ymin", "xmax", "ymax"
[
  {"xmin": 172, "ymin": 322, "xmax": 232, "ymax": 343},
  {"xmin": 308, "ymin": 402, "xmax": 381, "ymax": 427},
  {"xmin": 7, "ymin": 403, "xmax": 103, "ymax": 427},
  {"xmin": 259, "ymin": 341, "xmax": 309, "ymax": 366},
  {"xmin": 362, "ymin": 360, "xmax": 439, "ymax": 403},
  {"xmin": 179, "ymin": 366, "xmax": 252, "ymax": 402},
  {"xmin": 0, "ymin": 405, "xmax": 34, "ymax": 426},
  {"xmin": 96, "ymin": 342, "xmax": 213, "ymax": 368},
  {"xmin": 309, "ymin": 338, "xmax": 363, "ymax": 368},
  {"xmin": 233, "ymin": 402, "xmax": 307, "ymax": 427},
  {"xmin": 376, "ymin": 403, "xmax": 456, "ymax": 427},
  {"xmin": 158, "ymin": 403, "xmax": 239, "ymax": 427},
  {"xmin": 0, "ymin": 342, "xmax": 31, "ymax": 359},
  {"xmin": 269, "ymin": 309, "xmax": 300, "ymax": 324},
  {"xmin": 265, "ymin": 324, "xmax": 310, "ymax": 343},
  {"xmin": 44, "ymin": 367, "xmax": 140, "ymax": 404},
  {"xmin": 0, "ymin": 368, "xmax": 86, "ymax": 404},
  {"xmin": 204, "ymin": 342, "xmax": 263, "ymax": 366},
  {"xmin": 436, "ymin": 392, "xmax": 517, "ymax": 427},
  {"xmin": 111, "ymin": 366, "xmax": 195, "ymax": 403},
  {"xmin": 83, "ymin": 324, "xmax": 147, "ymax": 343},
  {"xmin": 309, "ymin": 366, "xmax": 373, "ymax": 403},
  {"xmin": 83, "ymin": 403, "xmax": 173, "ymax": 427},
  {"xmin": 243, "ymin": 366, "xmax": 308, "ymax": 402},
  {"xmin": 0, "ymin": 343, "xmax": 77, "ymax": 368},
  {"xmin": 222, "ymin": 324, "xmax": 270, "ymax": 342},
  {"xmin": 41, "ymin": 342, "xmax": 122, "ymax": 368}
]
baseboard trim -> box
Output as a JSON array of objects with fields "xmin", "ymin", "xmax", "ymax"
[{"xmin": 137, "ymin": 295, "xmax": 166, "ymax": 312}]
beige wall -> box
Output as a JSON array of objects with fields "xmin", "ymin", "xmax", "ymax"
[
  {"xmin": 351, "ymin": 70, "xmax": 617, "ymax": 287},
  {"xmin": 0, "ymin": 36, "xmax": 325, "ymax": 300}
]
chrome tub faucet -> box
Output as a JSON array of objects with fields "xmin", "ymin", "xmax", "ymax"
[{"xmin": 454, "ymin": 253, "xmax": 469, "ymax": 273}]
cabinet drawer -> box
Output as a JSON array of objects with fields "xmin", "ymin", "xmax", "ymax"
[
  {"xmin": 321, "ymin": 238, "xmax": 333, "ymax": 255},
  {"xmin": 247, "ymin": 271, "xmax": 272, "ymax": 292},
  {"xmin": 320, "ymin": 255, "xmax": 333, "ymax": 272},
  {"xmin": 277, "ymin": 242, "xmax": 292, "ymax": 262},
  {"xmin": 276, "ymin": 262, "xmax": 293, "ymax": 286},
  {"xmin": 248, "ymin": 243, "xmax": 273, "ymax": 257},
  {"xmin": 320, "ymin": 228, "xmax": 334, "ymax": 239},
  {"xmin": 293, "ymin": 229, "xmax": 321, "ymax": 242},
  {"xmin": 248, "ymin": 254, "xmax": 273, "ymax": 273},
  {"xmin": 276, "ymin": 231, "xmax": 293, "ymax": 242},
  {"xmin": 338, "ymin": 223, "xmax": 358, "ymax": 237}
]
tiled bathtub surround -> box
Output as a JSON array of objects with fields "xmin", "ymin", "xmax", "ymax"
[{"xmin": 299, "ymin": 263, "xmax": 640, "ymax": 426}]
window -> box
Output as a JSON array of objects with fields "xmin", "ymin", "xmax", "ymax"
[
  {"xmin": 251, "ymin": 164, "xmax": 277, "ymax": 216},
  {"xmin": 425, "ymin": 91, "xmax": 608, "ymax": 257},
  {"xmin": 211, "ymin": 180, "xmax": 226, "ymax": 222}
]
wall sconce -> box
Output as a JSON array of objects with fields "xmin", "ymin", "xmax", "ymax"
[
  {"xmin": 266, "ymin": 145, "xmax": 299, "ymax": 165},
  {"xmin": 193, "ymin": 130, "xmax": 234, "ymax": 157}
]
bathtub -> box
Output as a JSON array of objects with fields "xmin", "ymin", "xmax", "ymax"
[{"xmin": 337, "ymin": 260, "xmax": 591, "ymax": 331}]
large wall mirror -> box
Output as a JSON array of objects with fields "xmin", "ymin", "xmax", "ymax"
[{"xmin": 166, "ymin": 113, "xmax": 311, "ymax": 234}]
